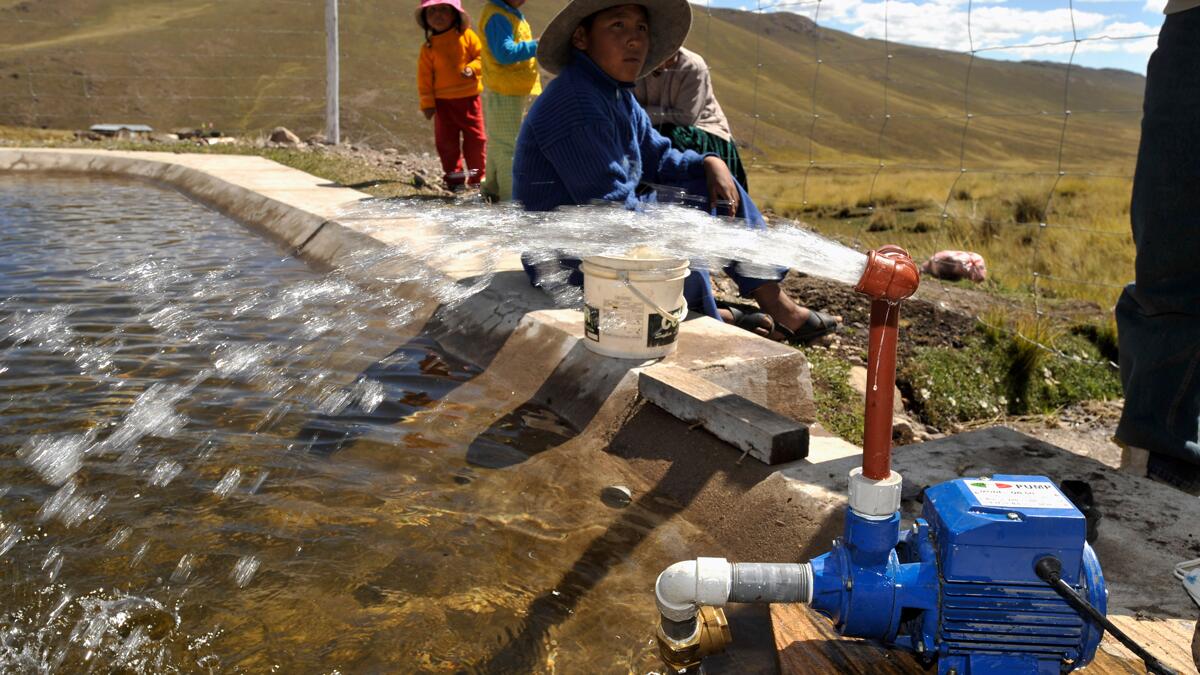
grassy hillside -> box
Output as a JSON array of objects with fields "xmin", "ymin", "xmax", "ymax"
[{"xmin": 0, "ymin": 0, "xmax": 1143, "ymax": 171}]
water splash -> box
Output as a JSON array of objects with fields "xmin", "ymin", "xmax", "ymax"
[
  {"xmin": 147, "ymin": 460, "xmax": 183, "ymax": 488},
  {"xmin": 231, "ymin": 556, "xmax": 260, "ymax": 588},
  {"xmin": 170, "ymin": 554, "xmax": 197, "ymax": 584},
  {"xmin": 212, "ymin": 469, "xmax": 241, "ymax": 499},
  {"xmin": 337, "ymin": 199, "xmax": 869, "ymax": 287},
  {"xmin": 0, "ymin": 525, "xmax": 22, "ymax": 558},
  {"xmin": 37, "ymin": 482, "xmax": 108, "ymax": 528},
  {"xmin": 19, "ymin": 430, "xmax": 96, "ymax": 486}
]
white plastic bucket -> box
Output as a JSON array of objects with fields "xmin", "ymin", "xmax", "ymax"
[{"xmin": 580, "ymin": 251, "xmax": 690, "ymax": 359}]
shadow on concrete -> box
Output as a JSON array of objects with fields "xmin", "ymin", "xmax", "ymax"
[
  {"xmin": 476, "ymin": 404, "xmax": 787, "ymax": 675},
  {"xmin": 295, "ymin": 270, "xmax": 553, "ymax": 456},
  {"xmin": 465, "ymin": 341, "xmax": 628, "ymax": 468}
]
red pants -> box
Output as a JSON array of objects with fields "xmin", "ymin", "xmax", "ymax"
[{"xmin": 434, "ymin": 95, "xmax": 486, "ymax": 187}]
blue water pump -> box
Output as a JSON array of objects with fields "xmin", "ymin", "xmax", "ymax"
[
  {"xmin": 655, "ymin": 248, "xmax": 1174, "ymax": 674},
  {"xmin": 808, "ymin": 474, "xmax": 1106, "ymax": 674}
]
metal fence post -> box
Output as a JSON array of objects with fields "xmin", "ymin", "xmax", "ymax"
[{"xmin": 325, "ymin": 0, "xmax": 340, "ymax": 145}]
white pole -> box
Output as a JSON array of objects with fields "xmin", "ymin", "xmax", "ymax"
[{"xmin": 325, "ymin": 0, "xmax": 340, "ymax": 145}]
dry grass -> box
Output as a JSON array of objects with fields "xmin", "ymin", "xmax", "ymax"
[{"xmin": 752, "ymin": 166, "xmax": 1134, "ymax": 310}]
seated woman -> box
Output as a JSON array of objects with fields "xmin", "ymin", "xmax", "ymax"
[
  {"xmin": 511, "ymin": 0, "xmax": 838, "ymax": 343},
  {"xmin": 634, "ymin": 47, "xmax": 748, "ymax": 190}
]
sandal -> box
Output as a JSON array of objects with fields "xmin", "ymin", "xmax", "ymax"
[
  {"xmin": 773, "ymin": 309, "xmax": 840, "ymax": 345},
  {"xmin": 723, "ymin": 306, "xmax": 775, "ymax": 338}
]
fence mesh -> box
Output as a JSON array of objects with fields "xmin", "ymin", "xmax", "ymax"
[{"xmin": 0, "ymin": 0, "xmax": 1162, "ymax": 381}]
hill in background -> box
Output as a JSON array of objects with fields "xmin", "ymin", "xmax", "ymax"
[{"xmin": 0, "ymin": 0, "xmax": 1144, "ymax": 173}]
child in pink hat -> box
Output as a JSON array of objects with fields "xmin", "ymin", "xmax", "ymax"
[{"xmin": 415, "ymin": 0, "xmax": 487, "ymax": 190}]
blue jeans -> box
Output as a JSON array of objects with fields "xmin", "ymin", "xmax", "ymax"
[
  {"xmin": 521, "ymin": 180, "xmax": 786, "ymax": 320},
  {"xmin": 1114, "ymin": 8, "xmax": 1200, "ymax": 469}
]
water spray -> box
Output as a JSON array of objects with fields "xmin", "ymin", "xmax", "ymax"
[{"xmin": 652, "ymin": 246, "xmax": 1177, "ymax": 675}]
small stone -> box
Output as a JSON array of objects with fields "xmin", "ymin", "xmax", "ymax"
[
  {"xmin": 600, "ymin": 485, "xmax": 632, "ymax": 508},
  {"xmin": 412, "ymin": 173, "xmax": 427, "ymax": 189},
  {"xmin": 892, "ymin": 417, "xmax": 917, "ymax": 445},
  {"xmin": 269, "ymin": 126, "xmax": 301, "ymax": 145},
  {"xmin": 384, "ymin": 148, "xmax": 398, "ymax": 155}
]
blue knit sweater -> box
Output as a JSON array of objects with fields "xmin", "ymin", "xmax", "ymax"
[{"xmin": 512, "ymin": 51, "xmax": 709, "ymax": 211}]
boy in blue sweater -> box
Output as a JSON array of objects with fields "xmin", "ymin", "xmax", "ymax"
[{"xmin": 512, "ymin": 0, "xmax": 838, "ymax": 342}]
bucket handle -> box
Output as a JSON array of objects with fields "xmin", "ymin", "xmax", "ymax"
[{"xmin": 617, "ymin": 271, "xmax": 684, "ymax": 330}]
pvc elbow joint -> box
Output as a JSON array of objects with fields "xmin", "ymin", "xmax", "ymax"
[
  {"xmin": 655, "ymin": 557, "xmax": 733, "ymax": 623},
  {"xmin": 854, "ymin": 245, "xmax": 920, "ymax": 302}
]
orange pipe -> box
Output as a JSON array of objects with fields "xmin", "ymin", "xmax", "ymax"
[{"xmin": 853, "ymin": 247, "xmax": 920, "ymax": 481}]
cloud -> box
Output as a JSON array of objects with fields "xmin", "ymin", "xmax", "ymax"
[
  {"xmin": 1142, "ymin": 0, "xmax": 1167, "ymax": 12},
  {"xmin": 791, "ymin": 0, "xmax": 1157, "ymax": 61}
]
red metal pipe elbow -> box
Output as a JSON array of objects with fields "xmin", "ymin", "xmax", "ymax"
[{"xmin": 854, "ymin": 245, "xmax": 921, "ymax": 302}]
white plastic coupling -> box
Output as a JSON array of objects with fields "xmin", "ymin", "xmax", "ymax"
[
  {"xmin": 848, "ymin": 467, "xmax": 903, "ymax": 518},
  {"xmin": 655, "ymin": 557, "xmax": 733, "ymax": 622}
]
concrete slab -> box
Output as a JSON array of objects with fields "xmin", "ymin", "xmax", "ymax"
[{"xmin": 639, "ymin": 366, "xmax": 809, "ymax": 465}]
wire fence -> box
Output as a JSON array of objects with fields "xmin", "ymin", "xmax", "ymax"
[
  {"xmin": 689, "ymin": 0, "xmax": 1154, "ymax": 374},
  {"xmin": 0, "ymin": 0, "xmax": 1159, "ymax": 376}
]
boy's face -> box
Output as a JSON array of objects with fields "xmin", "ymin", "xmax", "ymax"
[
  {"xmin": 508, "ymin": 0, "xmax": 527, "ymax": 7},
  {"xmin": 424, "ymin": 4, "xmax": 457, "ymax": 32},
  {"xmin": 571, "ymin": 5, "xmax": 650, "ymax": 83}
]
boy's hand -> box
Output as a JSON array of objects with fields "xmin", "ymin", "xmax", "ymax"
[
  {"xmin": 422, "ymin": 107, "xmax": 435, "ymax": 120},
  {"xmin": 702, "ymin": 156, "xmax": 739, "ymax": 217},
  {"xmin": 462, "ymin": 66, "xmax": 474, "ymax": 78}
]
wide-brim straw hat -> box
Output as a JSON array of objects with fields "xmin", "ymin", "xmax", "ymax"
[
  {"xmin": 415, "ymin": 0, "xmax": 471, "ymax": 31},
  {"xmin": 537, "ymin": 0, "xmax": 692, "ymax": 79}
]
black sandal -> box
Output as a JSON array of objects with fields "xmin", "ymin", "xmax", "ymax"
[
  {"xmin": 773, "ymin": 309, "xmax": 839, "ymax": 345},
  {"xmin": 723, "ymin": 306, "xmax": 775, "ymax": 338}
]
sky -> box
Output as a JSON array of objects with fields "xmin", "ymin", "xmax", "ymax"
[{"xmin": 711, "ymin": 0, "xmax": 1166, "ymax": 74}]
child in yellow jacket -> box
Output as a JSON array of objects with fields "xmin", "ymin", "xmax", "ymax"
[
  {"xmin": 478, "ymin": 0, "xmax": 541, "ymax": 202},
  {"xmin": 416, "ymin": 0, "xmax": 486, "ymax": 189}
]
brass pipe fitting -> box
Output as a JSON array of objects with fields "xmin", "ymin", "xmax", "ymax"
[{"xmin": 656, "ymin": 606, "xmax": 732, "ymax": 673}]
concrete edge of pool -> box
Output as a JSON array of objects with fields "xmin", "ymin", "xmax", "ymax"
[{"xmin": 5, "ymin": 148, "xmax": 1198, "ymax": 671}]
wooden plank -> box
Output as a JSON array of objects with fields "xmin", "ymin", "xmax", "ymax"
[
  {"xmin": 771, "ymin": 603, "xmax": 1198, "ymax": 675},
  {"xmin": 638, "ymin": 366, "xmax": 808, "ymax": 465}
]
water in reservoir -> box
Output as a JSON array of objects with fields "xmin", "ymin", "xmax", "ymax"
[{"xmin": 0, "ymin": 173, "xmax": 866, "ymax": 673}]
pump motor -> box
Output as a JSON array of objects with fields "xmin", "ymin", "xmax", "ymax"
[{"xmin": 808, "ymin": 474, "xmax": 1106, "ymax": 674}]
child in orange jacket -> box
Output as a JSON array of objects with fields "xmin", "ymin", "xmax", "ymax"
[{"xmin": 416, "ymin": 0, "xmax": 486, "ymax": 189}]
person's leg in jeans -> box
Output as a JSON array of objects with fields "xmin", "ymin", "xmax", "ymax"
[{"xmin": 1114, "ymin": 9, "xmax": 1200, "ymax": 492}]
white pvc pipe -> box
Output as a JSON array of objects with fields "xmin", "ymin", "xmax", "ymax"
[{"xmin": 655, "ymin": 557, "xmax": 813, "ymax": 622}]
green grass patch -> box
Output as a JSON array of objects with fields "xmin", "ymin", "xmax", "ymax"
[
  {"xmin": 801, "ymin": 346, "xmax": 864, "ymax": 443},
  {"xmin": 900, "ymin": 324, "xmax": 1122, "ymax": 429}
]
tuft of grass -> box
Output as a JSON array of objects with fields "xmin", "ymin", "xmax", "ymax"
[
  {"xmin": 801, "ymin": 347, "xmax": 865, "ymax": 443},
  {"xmin": 1009, "ymin": 192, "xmax": 1047, "ymax": 224},
  {"xmin": 866, "ymin": 207, "xmax": 897, "ymax": 232},
  {"xmin": 1070, "ymin": 319, "xmax": 1119, "ymax": 365},
  {"xmin": 901, "ymin": 318, "xmax": 1121, "ymax": 428}
]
